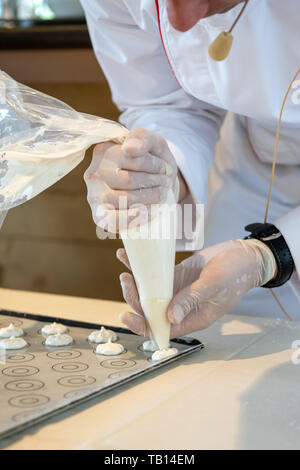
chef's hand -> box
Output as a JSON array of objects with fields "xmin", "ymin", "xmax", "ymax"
[
  {"xmin": 116, "ymin": 239, "xmax": 277, "ymax": 338},
  {"xmin": 84, "ymin": 128, "xmax": 181, "ymax": 232}
]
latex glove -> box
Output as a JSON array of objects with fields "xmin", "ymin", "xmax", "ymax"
[
  {"xmin": 117, "ymin": 238, "xmax": 277, "ymax": 338},
  {"xmin": 84, "ymin": 128, "xmax": 178, "ymax": 232}
]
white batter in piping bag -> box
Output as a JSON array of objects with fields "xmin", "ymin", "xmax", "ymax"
[{"xmin": 120, "ymin": 188, "xmax": 177, "ymax": 350}]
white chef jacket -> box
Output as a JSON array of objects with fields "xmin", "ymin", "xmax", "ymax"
[{"xmin": 80, "ymin": 0, "xmax": 300, "ymax": 319}]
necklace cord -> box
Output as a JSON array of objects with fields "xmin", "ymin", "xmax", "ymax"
[
  {"xmin": 228, "ymin": 0, "xmax": 249, "ymax": 34},
  {"xmin": 264, "ymin": 67, "xmax": 300, "ymax": 321},
  {"xmin": 264, "ymin": 68, "xmax": 300, "ymax": 223}
]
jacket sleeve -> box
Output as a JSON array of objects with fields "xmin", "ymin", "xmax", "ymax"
[{"xmin": 80, "ymin": 0, "xmax": 226, "ymax": 250}]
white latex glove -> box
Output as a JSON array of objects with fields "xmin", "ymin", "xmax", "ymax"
[
  {"xmin": 116, "ymin": 238, "xmax": 277, "ymax": 338},
  {"xmin": 84, "ymin": 128, "xmax": 179, "ymax": 232}
]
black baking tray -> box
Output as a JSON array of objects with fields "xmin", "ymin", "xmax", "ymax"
[{"xmin": 0, "ymin": 309, "xmax": 203, "ymax": 441}]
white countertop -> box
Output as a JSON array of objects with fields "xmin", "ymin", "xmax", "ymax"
[{"xmin": 1, "ymin": 287, "xmax": 300, "ymax": 450}]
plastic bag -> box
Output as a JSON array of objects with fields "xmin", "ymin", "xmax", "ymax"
[{"xmin": 0, "ymin": 70, "xmax": 128, "ymax": 212}]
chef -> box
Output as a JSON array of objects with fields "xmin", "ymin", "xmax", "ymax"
[{"xmin": 81, "ymin": 0, "xmax": 300, "ymax": 338}]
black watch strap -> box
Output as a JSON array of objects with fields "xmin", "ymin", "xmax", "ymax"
[{"xmin": 244, "ymin": 223, "xmax": 294, "ymax": 288}]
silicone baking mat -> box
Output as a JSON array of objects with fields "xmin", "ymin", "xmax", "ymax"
[{"xmin": 0, "ymin": 309, "xmax": 203, "ymax": 440}]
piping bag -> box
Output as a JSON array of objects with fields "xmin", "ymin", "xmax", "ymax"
[
  {"xmin": 0, "ymin": 70, "xmax": 176, "ymax": 349},
  {"xmin": 120, "ymin": 188, "xmax": 177, "ymax": 350}
]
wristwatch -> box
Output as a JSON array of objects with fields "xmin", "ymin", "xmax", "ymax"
[{"xmin": 244, "ymin": 223, "xmax": 294, "ymax": 288}]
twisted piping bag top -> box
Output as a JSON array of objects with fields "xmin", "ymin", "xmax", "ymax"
[{"xmin": 0, "ymin": 70, "xmax": 128, "ymax": 212}]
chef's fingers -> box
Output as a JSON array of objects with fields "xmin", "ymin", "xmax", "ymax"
[
  {"xmin": 87, "ymin": 142, "xmax": 168, "ymax": 180},
  {"xmin": 116, "ymin": 248, "xmax": 131, "ymax": 270},
  {"xmin": 101, "ymin": 186, "xmax": 169, "ymax": 207},
  {"xmin": 87, "ymin": 168, "xmax": 170, "ymax": 191},
  {"xmin": 119, "ymin": 311, "xmax": 150, "ymax": 338},
  {"xmin": 121, "ymin": 308, "xmax": 212, "ymax": 341},
  {"xmin": 122, "ymin": 128, "xmax": 174, "ymax": 175},
  {"xmin": 104, "ymin": 145, "xmax": 167, "ymax": 175},
  {"xmin": 169, "ymin": 308, "xmax": 213, "ymax": 338},
  {"xmin": 119, "ymin": 272, "xmax": 144, "ymax": 315}
]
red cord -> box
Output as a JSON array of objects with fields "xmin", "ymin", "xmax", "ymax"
[{"xmin": 154, "ymin": 0, "xmax": 181, "ymax": 86}]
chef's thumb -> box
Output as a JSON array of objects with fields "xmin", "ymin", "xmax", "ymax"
[
  {"xmin": 122, "ymin": 129, "xmax": 151, "ymax": 158},
  {"xmin": 122, "ymin": 129, "xmax": 174, "ymax": 172},
  {"xmin": 116, "ymin": 248, "xmax": 131, "ymax": 270},
  {"xmin": 167, "ymin": 282, "xmax": 205, "ymax": 325}
]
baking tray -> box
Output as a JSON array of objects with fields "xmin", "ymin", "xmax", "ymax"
[{"xmin": 0, "ymin": 309, "xmax": 203, "ymax": 440}]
